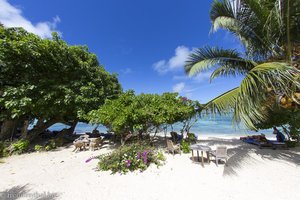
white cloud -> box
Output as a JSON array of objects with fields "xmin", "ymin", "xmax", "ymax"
[
  {"xmin": 172, "ymin": 82, "xmax": 185, "ymax": 93},
  {"xmin": 173, "ymin": 71, "xmax": 212, "ymax": 83},
  {"xmin": 0, "ymin": 0, "xmax": 60, "ymax": 38},
  {"xmin": 153, "ymin": 46, "xmax": 191, "ymax": 74},
  {"xmin": 153, "ymin": 60, "xmax": 167, "ymax": 74},
  {"xmin": 120, "ymin": 67, "xmax": 132, "ymax": 74}
]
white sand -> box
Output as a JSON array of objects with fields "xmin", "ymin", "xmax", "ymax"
[{"xmin": 1, "ymin": 136, "xmax": 300, "ymax": 200}]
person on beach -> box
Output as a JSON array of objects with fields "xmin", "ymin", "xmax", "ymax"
[{"xmin": 273, "ymin": 127, "xmax": 285, "ymax": 142}]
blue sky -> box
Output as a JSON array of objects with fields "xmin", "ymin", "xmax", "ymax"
[{"xmin": 0, "ymin": 0, "xmax": 244, "ymax": 103}]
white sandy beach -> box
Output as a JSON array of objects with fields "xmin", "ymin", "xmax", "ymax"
[{"xmin": 1, "ymin": 136, "xmax": 300, "ymax": 200}]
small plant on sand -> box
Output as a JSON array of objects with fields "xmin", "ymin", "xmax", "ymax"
[
  {"xmin": 180, "ymin": 133, "xmax": 197, "ymax": 154},
  {"xmin": 11, "ymin": 139, "xmax": 30, "ymax": 154},
  {"xmin": 44, "ymin": 138, "xmax": 65, "ymax": 151},
  {"xmin": 34, "ymin": 145, "xmax": 43, "ymax": 152},
  {"xmin": 0, "ymin": 141, "xmax": 10, "ymax": 158},
  {"xmin": 181, "ymin": 140, "xmax": 191, "ymax": 154},
  {"xmin": 97, "ymin": 142, "xmax": 165, "ymax": 174},
  {"xmin": 186, "ymin": 133, "xmax": 197, "ymax": 143},
  {"xmin": 45, "ymin": 145, "xmax": 52, "ymax": 151}
]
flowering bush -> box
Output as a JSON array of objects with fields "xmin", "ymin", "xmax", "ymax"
[{"xmin": 97, "ymin": 143, "xmax": 165, "ymax": 174}]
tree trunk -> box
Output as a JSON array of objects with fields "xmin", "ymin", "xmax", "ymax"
[
  {"xmin": 93, "ymin": 124, "xmax": 99, "ymax": 131},
  {"xmin": 68, "ymin": 121, "xmax": 77, "ymax": 135},
  {"xmin": 0, "ymin": 120, "xmax": 18, "ymax": 141},
  {"xmin": 21, "ymin": 120, "xmax": 29, "ymax": 139},
  {"xmin": 164, "ymin": 125, "xmax": 168, "ymax": 141},
  {"xmin": 60, "ymin": 121, "xmax": 78, "ymax": 135},
  {"xmin": 27, "ymin": 118, "xmax": 57, "ymax": 141}
]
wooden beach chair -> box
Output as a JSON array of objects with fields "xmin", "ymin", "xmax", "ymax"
[
  {"xmin": 209, "ymin": 146, "xmax": 228, "ymax": 166},
  {"xmin": 166, "ymin": 139, "xmax": 181, "ymax": 155}
]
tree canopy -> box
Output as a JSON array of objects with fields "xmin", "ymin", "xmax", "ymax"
[
  {"xmin": 87, "ymin": 91, "xmax": 202, "ymax": 137},
  {"xmin": 0, "ymin": 26, "xmax": 122, "ymax": 140}
]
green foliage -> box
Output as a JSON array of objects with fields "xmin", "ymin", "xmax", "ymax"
[
  {"xmin": 87, "ymin": 91, "xmax": 201, "ymax": 138},
  {"xmin": 98, "ymin": 143, "xmax": 165, "ymax": 174},
  {"xmin": 45, "ymin": 145, "xmax": 52, "ymax": 151},
  {"xmin": 34, "ymin": 145, "xmax": 43, "ymax": 151},
  {"xmin": 181, "ymin": 140, "xmax": 191, "ymax": 154},
  {"xmin": 156, "ymin": 151, "xmax": 166, "ymax": 162},
  {"xmin": 186, "ymin": 133, "xmax": 197, "ymax": 144},
  {"xmin": 0, "ymin": 141, "xmax": 10, "ymax": 157},
  {"xmin": 0, "ymin": 26, "xmax": 122, "ymax": 140},
  {"xmin": 255, "ymin": 108, "xmax": 300, "ymax": 140},
  {"xmin": 184, "ymin": 0, "xmax": 300, "ymax": 130},
  {"xmin": 180, "ymin": 133, "xmax": 197, "ymax": 154},
  {"xmin": 52, "ymin": 138, "xmax": 65, "ymax": 147},
  {"xmin": 43, "ymin": 138, "xmax": 65, "ymax": 151},
  {"xmin": 11, "ymin": 139, "xmax": 29, "ymax": 154},
  {"xmin": 285, "ymin": 141, "xmax": 298, "ymax": 148}
]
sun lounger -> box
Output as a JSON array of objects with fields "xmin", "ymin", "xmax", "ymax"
[
  {"xmin": 243, "ymin": 138, "xmax": 272, "ymax": 148},
  {"xmin": 268, "ymin": 140, "xmax": 288, "ymax": 150},
  {"xmin": 242, "ymin": 136, "xmax": 288, "ymax": 149}
]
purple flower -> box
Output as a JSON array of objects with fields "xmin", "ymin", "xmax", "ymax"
[
  {"xmin": 182, "ymin": 97, "xmax": 188, "ymax": 102},
  {"xmin": 125, "ymin": 159, "xmax": 131, "ymax": 167},
  {"xmin": 142, "ymin": 150, "xmax": 149, "ymax": 164},
  {"xmin": 85, "ymin": 156, "xmax": 99, "ymax": 163},
  {"xmin": 137, "ymin": 152, "xmax": 141, "ymax": 160}
]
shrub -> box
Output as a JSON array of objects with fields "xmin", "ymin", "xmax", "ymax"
[
  {"xmin": 45, "ymin": 145, "xmax": 52, "ymax": 151},
  {"xmin": 186, "ymin": 133, "xmax": 197, "ymax": 144},
  {"xmin": 44, "ymin": 138, "xmax": 65, "ymax": 151},
  {"xmin": 11, "ymin": 139, "xmax": 30, "ymax": 154},
  {"xmin": 53, "ymin": 137, "xmax": 65, "ymax": 147},
  {"xmin": 285, "ymin": 141, "xmax": 298, "ymax": 148},
  {"xmin": 98, "ymin": 143, "xmax": 165, "ymax": 174},
  {"xmin": 0, "ymin": 141, "xmax": 10, "ymax": 158},
  {"xmin": 34, "ymin": 145, "xmax": 43, "ymax": 151},
  {"xmin": 156, "ymin": 151, "xmax": 166, "ymax": 162},
  {"xmin": 181, "ymin": 140, "xmax": 191, "ymax": 153}
]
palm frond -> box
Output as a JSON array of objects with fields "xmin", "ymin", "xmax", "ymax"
[
  {"xmin": 204, "ymin": 87, "xmax": 239, "ymax": 114},
  {"xmin": 210, "ymin": 0, "xmax": 275, "ymax": 59},
  {"xmin": 185, "ymin": 46, "xmax": 256, "ymax": 79},
  {"xmin": 234, "ymin": 62, "xmax": 300, "ymax": 129}
]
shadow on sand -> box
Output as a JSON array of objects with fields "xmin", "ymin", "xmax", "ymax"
[
  {"xmin": 0, "ymin": 184, "xmax": 60, "ymax": 200},
  {"xmin": 199, "ymin": 138, "xmax": 300, "ymax": 177}
]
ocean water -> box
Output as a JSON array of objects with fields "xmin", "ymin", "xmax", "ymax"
[{"xmin": 48, "ymin": 115, "xmax": 275, "ymax": 138}]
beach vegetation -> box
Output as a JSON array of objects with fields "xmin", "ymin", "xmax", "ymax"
[
  {"xmin": 0, "ymin": 141, "xmax": 10, "ymax": 157},
  {"xmin": 98, "ymin": 142, "xmax": 165, "ymax": 174},
  {"xmin": 0, "ymin": 26, "xmax": 122, "ymax": 142},
  {"xmin": 11, "ymin": 139, "xmax": 30, "ymax": 154},
  {"xmin": 180, "ymin": 133, "xmax": 197, "ymax": 154},
  {"xmin": 185, "ymin": 0, "xmax": 300, "ymax": 132},
  {"xmin": 180, "ymin": 140, "xmax": 191, "ymax": 154},
  {"xmin": 87, "ymin": 91, "xmax": 202, "ymax": 144},
  {"xmin": 254, "ymin": 108, "xmax": 300, "ymax": 141},
  {"xmin": 34, "ymin": 145, "xmax": 43, "ymax": 152},
  {"xmin": 42, "ymin": 138, "xmax": 65, "ymax": 151},
  {"xmin": 185, "ymin": 133, "xmax": 197, "ymax": 143},
  {"xmin": 45, "ymin": 145, "xmax": 52, "ymax": 151}
]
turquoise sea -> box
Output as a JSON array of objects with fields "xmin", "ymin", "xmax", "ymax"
[{"xmin": 48, "ymin": 115, "xmax": 275, "ymax": 138}]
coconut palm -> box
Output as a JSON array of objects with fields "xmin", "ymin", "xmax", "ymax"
[{"xmin": 185, "ymin": 0, "xmax": 300, "ymax": 129}]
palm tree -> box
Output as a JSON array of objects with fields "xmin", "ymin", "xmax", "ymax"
[{"xmin": 185, "ymin": 0, "xmax": 300, "ymax": 129}]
